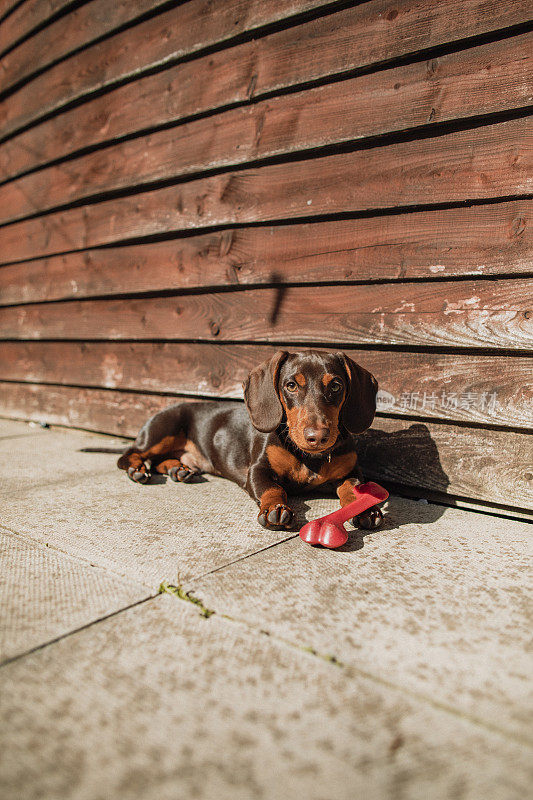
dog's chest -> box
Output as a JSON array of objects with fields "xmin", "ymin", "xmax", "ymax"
[{"xmin": 266, "ymin": 445, "xmax": 357, "ymax": 487}]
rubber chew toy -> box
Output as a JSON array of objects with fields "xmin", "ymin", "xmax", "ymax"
[{"xmin": 299, "ymin": 482, "xmax": 389, "ymax": 549}]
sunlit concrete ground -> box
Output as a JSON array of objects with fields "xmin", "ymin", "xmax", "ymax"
[{"xmin": 1, "ymin": 418, "xmax": 531, "ymax": 799}]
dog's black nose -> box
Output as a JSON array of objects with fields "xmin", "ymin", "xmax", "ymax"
[{"xmin": 303, "ymin": 427, "xmax": 330, "ymax": 446}]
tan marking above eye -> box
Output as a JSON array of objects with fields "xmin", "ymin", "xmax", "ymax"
[
  {"xmin": 322, "ymin": 373, "xmax": 343, "ymax": 391},
  {"xmin": 294, "ymin": 373, "xmax": 306, "ymax": 387}
]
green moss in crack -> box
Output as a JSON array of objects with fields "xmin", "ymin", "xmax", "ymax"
[{"xmin": 158, "ymin": 581, "xmax": 215, "ymax": 618}]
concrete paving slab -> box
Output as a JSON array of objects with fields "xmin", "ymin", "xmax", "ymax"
[
  {"xmin": 1, "ymin": 466, "xmax": 344, "ymax": 588},
  {"xmin": 0, "ymin": 420, "xmax": 129, "ymax": 496},
  {"xmin": 0, "ymin": 529, "xmax": 148, "ymax": 662},
  {"xmin": 1, "ymin": 595, "xmax": 531, "ymax": 800},
  {"xmin": 190, "ymin": 496, "xmax": 533, "ymax": 742},
  {"xmin": 0, "ymin": 418, "xmax": 306, "ymax": 586},
  {"xmin": 0, "ymin": 418, "xmax": 45, "ymax": 440}
]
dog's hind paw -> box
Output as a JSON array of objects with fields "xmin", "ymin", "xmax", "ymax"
[
  {"xmin": 355, "ymin": 507, "xmax": 384, "ymax": 530},
  {"xmin": 127, "ymin": 465, "xmax": 150, "ymax": 484},
  {"xmin": 168, "ymin": 464, "xmax": 199, "ymax": 483}
]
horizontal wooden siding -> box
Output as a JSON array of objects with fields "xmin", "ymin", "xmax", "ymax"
[{"xmin": 0, "ymin": 0, "xmax": 531, "ymax": 514}]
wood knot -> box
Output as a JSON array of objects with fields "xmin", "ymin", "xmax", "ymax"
[
  {"xmin": 386, "ymin": 9, "xmax": 398, "ymax": 20},
  {"xmin": 247, "ymin": 73, "xmax": 258, "ymax": 99},
  {"xmin": 209, "ymin": 321, "xmax": 220, "ymax": 336},
  {"xmin": 218, "ymin": 230, "xmax": 234, "ymax": 257},
  {"xmin": 226, "ymin": 264, "xmax": 242, "ymax": 284},
  {"xmin": 510, "ymin": 216, "xmax": 526, "ymax": 238}
]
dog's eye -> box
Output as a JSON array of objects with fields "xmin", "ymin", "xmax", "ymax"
[
  {"xmin": 330, "ymin": 381, "xmax": 342, "ymax": 392},
  {"xmin": 285, "ymin": 381, "xmax": 297, "ymax": 392}
]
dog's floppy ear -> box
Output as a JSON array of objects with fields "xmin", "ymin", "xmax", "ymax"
[
  {"xmin": 243, "ymin": 350, "xmax": 288, "ymax": 432},
  {"xmin": 338, "ymin": 353, "xmax": 378, "ymax": 435}
]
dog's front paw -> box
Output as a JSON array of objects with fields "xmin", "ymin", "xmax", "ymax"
[
  {"xmin": 355, "ymin": 507, "xmax": 384, "ymax": 530},
  {"xmin": 258, "ymin": 503, "xmax": 294, "ymax": 530}
]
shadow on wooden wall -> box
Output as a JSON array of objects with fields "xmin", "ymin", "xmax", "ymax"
[{"xmin": 357, "ymin": 423, "xmax": 450, "ymax": 497}]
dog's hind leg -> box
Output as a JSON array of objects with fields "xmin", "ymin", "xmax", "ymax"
[
  {"xmin": 117, "ymin": 405, "xmax": 192, "ymax": 484},
  {"xmin": 152, "ymin": 457, "xmax": 200, "ymax": 483}
]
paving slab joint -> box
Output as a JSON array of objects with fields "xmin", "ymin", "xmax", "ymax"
[
  {"xmin": 220, "ymin": 615, "xmax": 345, "ymax": 669},
  {"xmin": 158, "ymin": 581, "xmax": 215, "ymax": 618},
  {"xmin": 160, "ymin": 578, "xmax": 345, "ymax": 668},
  {"xmin": 0, "ymin": 595, "xmax": 157, "ymax": 669}
]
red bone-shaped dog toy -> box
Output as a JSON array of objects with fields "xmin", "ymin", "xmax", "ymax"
[{"xmin": 299, "ymin": 482, "xmax": 389, "ymax": 549}]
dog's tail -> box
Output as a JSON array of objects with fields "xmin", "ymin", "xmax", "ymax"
[{"xmin": 79, "ymin": 446, "xmax": 125, "ymax": 453}]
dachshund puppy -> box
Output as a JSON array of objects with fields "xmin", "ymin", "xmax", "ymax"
[{"xmin": 117, "ymin": 350, "xmax": 383, "ymax": 530}]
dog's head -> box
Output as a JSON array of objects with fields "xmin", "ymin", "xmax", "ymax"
[{"xmin": 243, "ymin": 350, "xmax": 377, "ymax": 454}]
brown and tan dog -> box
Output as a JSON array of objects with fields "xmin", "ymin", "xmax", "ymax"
[{"xmin": 117, "ymin": 350, "xmax": 383, "ymax": 530}]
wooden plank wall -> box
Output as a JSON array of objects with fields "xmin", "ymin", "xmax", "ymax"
[{"xmin": 0, "ymin": 0, "xmax": 532, "ymax": 516}]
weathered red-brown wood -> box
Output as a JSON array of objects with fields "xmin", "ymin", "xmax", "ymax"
[
  {"xmin": 0, "ymin": 1, "xmax": 175, "ymax": 92},
  {"xmin": 0, "ymin": 1, "xmax": 531, "ymax": 518},
  {"xmin": 1, "ymin": 118, "xmax": 530, "ymax": 264},
  {"xmin": 2, "ymin": 29, "xmax": 532, "ymax": 186},
  {"xmin": 1, "ymin": 341, "xmax": 530, "ymax": 429},
  {"xmin": 0, "ymin": 380, "xmax": 530, "ymax": 510},
  {"xmin": 0, "ymin": 0, "xmax": 333, "ymax": 139},
  {"xmin": 356, "ymin": 417, "xmax": 532, "ymax": 511},
  {"xmin": 0, "ymin": 380, "xmax": 184, "ymax": 436},
  {"xmin": 0, "ymin": 1, "xmax": 25, "ymax": 25},
  {"xmin": 3, "ymin": 34, "xmax": 532, "ymax": 223},
  {"xmin": 0, "ymin": 0, "xmax": 76, "ymax": 57},
  {"xmin": 2, "ymin": 0, "xmax": 532, "ymax": 143},
  {"xmin": 1, "ymin": 279, "xmax": 530, "ymax": 350},
  {"xmin": 1, "ymin": 201, "xmax": 529, "ymax": 305},
  {"xmin": 0, "ymin": 0, "xmax": 322, "ymax": 63}
]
